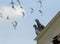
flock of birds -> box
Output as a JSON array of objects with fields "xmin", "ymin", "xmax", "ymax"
[
  {"xmin": 11, "ymin": 0, "xmax": 22, "ymax": 10},
  {"xmin": 1, "ymin": 0, "xmax": 60, "ymax": 43},
  {"xmin": 0, "ymin": 0, "xmax": 44, "ymax": 32},
  {"xmin": 0, "ymin": 0, "xmax": 23, "ymax": 30},
  {"xmin": 11, "ymin": 0, "xmax": 24, "ymax": 30},
  {"xmin": 0, "ymin": 0, "xmax": 24, "ymax": 30},
  {"xmin": 11, "ymin": 0, "xmax": 43, "ymax": 15},
  {"xmin": 11, "ymin": 0, "xmax": 25, "ymax": 17},
  {"xmin": 0, "ymin": 12, "xmax": 18, "ymax": 30},
  {"xmin": 32, "ymin": 0, "xmax": 45, "ymax": 35},
  {"xmin": 30, "ymin": 0, "xmax": 43, "ymax": 15}
]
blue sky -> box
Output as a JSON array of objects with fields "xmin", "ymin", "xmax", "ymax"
[{"xmin": 0, "ymin": 0, "xmax": 60, "ymax": 44}]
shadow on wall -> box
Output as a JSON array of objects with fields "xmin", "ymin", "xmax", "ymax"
[{"xmin": 52, "ymin": 33, "xmax": 60, "ymax": 44}]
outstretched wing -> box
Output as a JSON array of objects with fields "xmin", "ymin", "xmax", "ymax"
[
  {"xmin": 16, "ymin": 0, "xmax": 21, "ymax": 5},
  {"xmin": 12, "ymin": 21, "xmax": 18, "ymax": 30},
  {"xmin": 31, "ymin": 8, "xmax": 33, "ymax": 14},
  {"xmin": 39, "ymin": 10, "xmax": 43, "ymax": 15},
  {"xmin": 37, "ymin": 0, "xmax": 42, "ymax": 7}
]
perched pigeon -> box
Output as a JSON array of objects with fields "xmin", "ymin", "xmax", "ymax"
[
  {"xmin": 33, "ymin": 24, "xmax": 41, "ymax": 35},
  {"xmin": 12, "ymin": 21, "xmax": 18, "ymax": 30},
  {"xmin": 35, "ymin": 19, "xmax": 44, "ymax": 31},
  {"xmin": 33, "ymin": 19, "xmax": 44, "ymax": 35}
]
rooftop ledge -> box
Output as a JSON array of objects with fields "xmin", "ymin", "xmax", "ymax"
[{"xmin": 35, "ymin": 11, "xmax": 60, "ymax": 41}]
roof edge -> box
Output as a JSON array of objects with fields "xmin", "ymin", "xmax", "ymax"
[{"xmin": 34, "ymin": 11, "xmax": 60, "ymax": 40}]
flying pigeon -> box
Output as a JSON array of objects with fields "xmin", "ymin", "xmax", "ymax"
[
  {"xmin": 6, "ymin": 16, "xmax": 9, "ymax": 20},
  {"xmin": 35, "ymin": 19, "xmax": 44, "ymax": 31},
  {"xmin": 12, "ymin": 21, "xmax": 18, "ymax": 30},
  {"xmin": 11, "ymin": 0, "xmax": 16, "ymax": 10},
  {"xmin": 33, "ymin": 24, "xmax": 41, "ymax": 35},
  {"xmin": 20, "ymin": 5, "xmax": 23, "ymax": 8},
  {"xmin": 16, "ymin": 0, "xmax": 23, "ymax": 9},
  {"xmin": 16, "ymin": 0, "xmax": 21, "ymax": 5},
  {"xmin": 37, "ymin": 0, "xmax": 42, "ymax": 7},
  {"xmin": 31, "ymin": 8, "xmax": 33, "ymax": 14},
  {"xmin": 12, "ymin": 5, "xmax": 16, "ymax": 10},
  {"xmin": 39, "ymin": 10, "xmax": 43, "ymax": 15},
  {"xmin": 11, "ymin": 0, "xmax": 14, "ymax": 4},
  {"xmin": 0, "ymin": 12, "xmax": 3, "ymax": 18},
  {"xmin": 22, "ymin": 12, "xmax": 25, "ymax": 18}
]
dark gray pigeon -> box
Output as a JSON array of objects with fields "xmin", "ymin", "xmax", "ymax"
[
  {"xmin": 33, "ymin": 24, "xmax": 41, "ymax": 35},
  {"xmin": 35, "ymin": 19, "xmax": 44, "ymax": 31}
]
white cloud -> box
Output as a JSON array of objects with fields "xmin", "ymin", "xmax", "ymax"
[
  {"xmin": 0, "ymin": 6, "xmax": 25, "ymax": 17},
  {"xmin": 0, "ymin": 6, "xmax": 25, "ymax": 22}
]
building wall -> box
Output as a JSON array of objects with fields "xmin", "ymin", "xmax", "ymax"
[{"xmin": 35, "ymin": 11, "xmax": 60, "ymax": 44}]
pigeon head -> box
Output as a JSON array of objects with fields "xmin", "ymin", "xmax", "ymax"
[
  {"xmin": 35, "ymin": 19, "xmax": 41, "ymax": 25},
  {"xmin": 35, "ymin": 19, "xmax": 38, "ymax": 21},
  {"xmin": 35, "ymin": 19, "xmax": 40, "ymax": 23},
  {"xmin": 33, "ymin": 24, "xmax": 36, "ymax": 27}
]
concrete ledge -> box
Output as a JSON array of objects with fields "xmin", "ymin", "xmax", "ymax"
[{"xmin": 35, "ymin": 11, "xmax": 60, "ymax": 41}]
